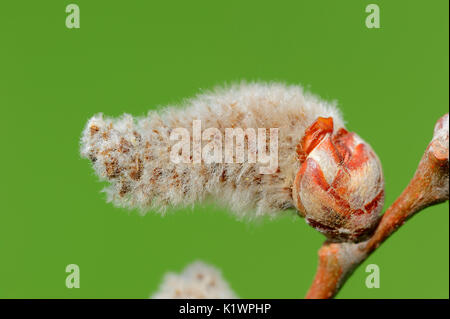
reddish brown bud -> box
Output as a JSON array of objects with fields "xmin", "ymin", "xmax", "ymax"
[{"xmin": 293, "ymin": 117, "xmax": 384, "ymax": 242}]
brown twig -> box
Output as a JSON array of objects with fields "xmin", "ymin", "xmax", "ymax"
[{"xmin": 306, "ymin": 113, "xmax": 449, "ymax": 299}]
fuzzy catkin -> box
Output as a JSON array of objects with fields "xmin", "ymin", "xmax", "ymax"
[
  {"xmin": 80, "ymin": 82, "xmax": 345, "ymax": 219},
  {"xmin": 151, "ymin": 261, "xmax": 237, "ymax": 299}
]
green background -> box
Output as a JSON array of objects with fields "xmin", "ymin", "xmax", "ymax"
[{"xmin": 0, "ymin": 0, "xmax": 448, "ymax": 298}]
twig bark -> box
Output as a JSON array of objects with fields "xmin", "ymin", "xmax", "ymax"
[{"xmin": 306, "ymin": 113, "xmax": 449, "ymax": 299}]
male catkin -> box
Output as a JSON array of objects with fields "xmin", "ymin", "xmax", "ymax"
[{"xmin": 81, "ymin": 82, "xmax": 384, "ymax": 241}]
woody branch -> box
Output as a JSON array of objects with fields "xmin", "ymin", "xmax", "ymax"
[{"xmin": 306, "ymin": 113, "xmax": 449, "ymax": 299}]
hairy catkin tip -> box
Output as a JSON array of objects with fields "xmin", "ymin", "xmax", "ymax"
[
  {"xmin": 80, "ymin": 113, "xmax": 146, "ymax": 206},
  {"xmin": 151, "ymin": 262, "xmax": 237, "ymax": 299}
]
